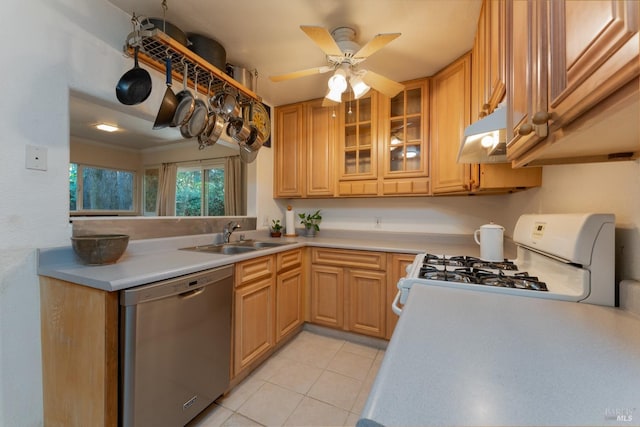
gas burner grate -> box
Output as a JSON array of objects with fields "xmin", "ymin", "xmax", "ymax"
[{"xmin": 418, "ymin": 256, "xmax": 548, "ymax": 292}]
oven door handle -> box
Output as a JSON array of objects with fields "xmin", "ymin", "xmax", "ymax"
[{"xmin": 391, "ymin": 290, "xmax": 403, "ymax": 316}]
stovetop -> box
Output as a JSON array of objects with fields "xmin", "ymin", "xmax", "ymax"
[{"xmin": 416, "ymin": 254, "xmax": 548, "ymax": 292}]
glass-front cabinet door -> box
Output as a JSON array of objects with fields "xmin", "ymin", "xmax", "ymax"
[
  {"xmin": 338, "ymin": 92, "xmax": 378, "ymax": 180},
  {"xmin": 381, "ymin": 79, "xmax": 429, "ymax": 178}
]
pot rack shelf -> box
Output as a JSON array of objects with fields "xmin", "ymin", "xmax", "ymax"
[{"xmin": 125, "ymin": 29, "xmax": 261, "ymax": 106}]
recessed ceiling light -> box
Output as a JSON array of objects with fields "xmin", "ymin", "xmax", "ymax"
[{"xmin": 95, "ymin": 123, "xmax": 119, "ymax": 132}]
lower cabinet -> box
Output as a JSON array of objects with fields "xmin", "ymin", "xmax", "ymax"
[
  {"xmin": 309, "ymin": 248, "xmax": 387, "ymax": 338},
  {"xmin": 233, "ymin": 248, "xmax": 303, "ymax": 379},
  {"xmin": 276, "ymin": 254, "xmax": 304, "ymax": 342},
  {"xmin": 385, "ymin": 253, "xmax": 417, "ymax": 339}
]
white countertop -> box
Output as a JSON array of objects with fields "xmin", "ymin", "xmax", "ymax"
[
  {"xmin": 358, "ymin": 285, "xmax": 640, "ymax": 427},
  {"xmin": 38, "ymin": 229, "xmax": 494, "ymax": 292}
]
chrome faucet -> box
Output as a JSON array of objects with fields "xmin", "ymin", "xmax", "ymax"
[{"xmin": 223, "ymin": 221, "xmax": 241, "ymax": 243}]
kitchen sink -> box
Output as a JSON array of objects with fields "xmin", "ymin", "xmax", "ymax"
[{"xmin": 180, "ymin": 240, "xmax": 296, "ymax": 255}]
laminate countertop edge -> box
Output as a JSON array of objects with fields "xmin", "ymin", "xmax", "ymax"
[{"xmin": 38, "ymin": 230, "xmax": 511, "ymax": 292}]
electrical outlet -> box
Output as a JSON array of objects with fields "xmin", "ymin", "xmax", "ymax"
[
  {"xmin": 262, "ymin": 216, "xmax": 270, "ymax": 227},
  {"xmin": 26, "ymin": 145, "xmax": 47, "ymax": 171},
  {"xmin": 375, "ymin": 217, "xmax": 382, "ymax": 228}
]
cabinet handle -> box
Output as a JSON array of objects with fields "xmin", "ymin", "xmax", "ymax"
[
  {"xmin": 518, "ymin": 124, "xmax": 533, "ymax": 135},
  {"xmin": 532, "ymin": 111, "xmax": 551, "ymax": 125}
]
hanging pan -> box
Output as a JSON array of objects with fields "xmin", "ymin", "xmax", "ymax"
[
  {"xmin": 180, "ymin": 67, "xmax": 208, "ymax": 138},
  {"xmin": 152, "ymin": 54, "xmax": 178, "ymax": 129},
  {"xmin": 116, "ymin": 16, "xmax": 152, "ymax": 106},
  {"xmin": 172, "ymin": 61, "xmax": 195, "ymax": 126}
]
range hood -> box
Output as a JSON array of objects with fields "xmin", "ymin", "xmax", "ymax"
[{"xmin": 457, "ymin": 106, "xmax": 509, "ymax": 164}]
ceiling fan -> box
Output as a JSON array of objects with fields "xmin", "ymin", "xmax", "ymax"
[{"xmin": 269, "ymin": 25, "xmax": 405, "ymax": 105}]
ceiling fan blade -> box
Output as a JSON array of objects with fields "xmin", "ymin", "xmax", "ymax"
[
  {"xmin": 361, "ymin": 71, "xmax": 405, "ymax": 98},
  {"xmin": 354, "ymin": 33, "xmax": 401, "ymax": 59},
  {"xmin": 300, "ymin": 25, "xmax": 343, "ymax": 56},
  {"xmin": 269, "ymin": 66, "xmax": 333, "ymax": 82}
]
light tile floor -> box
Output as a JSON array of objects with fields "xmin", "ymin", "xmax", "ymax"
[{"xmin": 188, "ymin": 330, "xmax": 385, "ymax": 427}]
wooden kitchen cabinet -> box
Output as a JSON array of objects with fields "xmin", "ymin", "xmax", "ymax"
[
  {"xmin": 274, "ymin": 100, "xmax": 337, "ymax": 198},
  {"xmin": 379, "ymin": 79, "xmax": 431, "ymax": 196},
  {"xmin": 385, "ymin": 253, "xmax": 416, "ymax": 340},
  {"xmin": 472, "ymin": 0, "xmax": 506, "ymax": 120},
  {"xmin": 274, "ymin": 104, "xmax": 304, "ymax": 197},
  {"xmin": 506, "ymin": 0, "xmax": 640, "ymax": 166},
  {"xmin": 309, "ymin": 248, "xmax": 387, "ymax": 338},
  {"xmin": 433, "ymin": 50, "xmax": 541, "ymax": 194},
  {"xmin": 233, "ymin": 249, "xmax": 304, "ymax": 376},
  {"xmin": 275, "ymin": 249, "xmax": 304, "ymax": 342},
  {"xmin": 310, "ymin": 264, "xmax": 345, "ymax": 328},
  {"xmin": 40, "ymin": 277, "xmax": 118, "ymax": 427},
  {"xmin": 346, "ymin": 269, "xmax": 387, "ymax": 337},
  {"xmin": 431, "ymin": 53, "xmax": 473, "ymax": 194},
  {"xmin": 234, "ymin": 256, "xmax": 275, "ymax": 377}
]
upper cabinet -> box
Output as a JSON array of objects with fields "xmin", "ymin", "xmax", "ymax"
[
  {"xmin": 472, "ymin": 0, "xmax": 507, "ymax": 120},
  {"xmin": 274, "ymin": 100, "xmax": 337, "ymax": 198},
  {"xmin": 506, "ymin": 0, "xmax": 640, "ymax": 166},
  {"xmin": 431, "ymin": 54, "xmax": 473, "ymax": 194}
]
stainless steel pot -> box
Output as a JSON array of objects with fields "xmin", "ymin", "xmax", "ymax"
[
  {"xmin": 230, "ymin": 65, "xmax": 256, "ymax": 92},
  {"xmin": 226, "ymin": 117, "xmax": 252, "ymax": 144}
]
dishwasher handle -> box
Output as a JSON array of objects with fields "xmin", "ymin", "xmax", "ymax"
[{"xmin": 178, "ymin": 287, "xmax": 205, "ymax": 299}]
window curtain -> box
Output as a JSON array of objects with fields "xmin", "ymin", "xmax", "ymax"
[
  {"xmin": 157, "ymin": 162, "xmax": 177, "ymax": 216},
  {"xmin": 224, "ymin": 156, "xmax": 244, "ymax": 215}
]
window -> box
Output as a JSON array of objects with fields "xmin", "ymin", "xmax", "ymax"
[
  {"xmin": 175, "ymin": 162, "xmax": 225, "ymax": 216},
  {"xmin": 69, "ymin": 163, "xmax": 136, "ymax": 214}
]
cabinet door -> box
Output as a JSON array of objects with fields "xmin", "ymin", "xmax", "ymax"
[
  {"xmin": 381, "ymin": 79, "xmax": 429, "ymax": 179},
  {"xmin": 385, "ymin": 254, "xmax": 416, "ymax": 339},
  {"xmin": 487, "ymin": 0, "xmax": 506, "ymax": 109},
  {"xmin": 506, "ymin": 0, "xmax": 549, "ymax": 159},
  {"xmin": 306, "ymin": 99, "xmax": 337, "ymax": 196},
  {"xmin": 274, "ymin": 103, "xmax": 305, "ymax": 197},
  {"xmin": 339, "ymin": 92, "xmax": 378, "ymax": 180},
  {"xmin": 276, "ymin": 267, "xmax": 303, "ymax": 342},
  {"xmin": 431, "ymin": 53, "xmax": 472, "ymax": 193},
  {"xmin": 234, "ymin": 277, "xmax": 274, "ymax": 376},
  {"xmin": 310, "ymin": 264, "xmax": 344, "ymax": 329},
  {"xmin": 548, "ymin": 0, "xmax": 639, "ymax": 125},
  {"xmin": 346, "ymin": 269, "xmax": 386, "ymax": 338}
]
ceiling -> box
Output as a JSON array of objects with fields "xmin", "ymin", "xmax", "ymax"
[{"xmin": 72, "ymin": 0, "xmax": 481, "ymax": 149}]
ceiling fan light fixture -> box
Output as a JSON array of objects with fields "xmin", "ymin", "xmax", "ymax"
[
  {"xmin": 327, "ymin": 67, "xmax": 348, "ymax": 93},
  {"xmin": 350, "ymin": 75, "xmax": 370, "ymax": 99},
  {"xmin": 325, "ymin": 88, "xmax": 343, "ymax": 103}
]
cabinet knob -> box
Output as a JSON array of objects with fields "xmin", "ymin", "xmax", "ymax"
[
  {"xmin": 518, "ymin": 124, "xmax": 533, "ymax": 135},
  {"xmin": 532, "ymin": 111, "xmax": 551, "ymax": 125},
  {"xmin": 482, "ymin": 103, "xmax": 490, "ymax": 111},
  {"xmin": 479, "ymin": 111, "xmax": 487, "ymax": 118}
]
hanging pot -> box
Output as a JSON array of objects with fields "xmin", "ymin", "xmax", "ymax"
[
  {"xmin": 172, "ymin": 62, "xmax": 195, "ymax": 127},
  {"xmin": 152, "ymin": 55, "xmax": 178, "ymax": 129},
  {"xmin": 115, "ymin": 46, "xmax": 152, "ymax": 106}
]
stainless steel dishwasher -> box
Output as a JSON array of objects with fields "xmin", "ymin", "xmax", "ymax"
[{"xmin": 120, "ymin": 265, "xmax": 233, "ymax": 427}]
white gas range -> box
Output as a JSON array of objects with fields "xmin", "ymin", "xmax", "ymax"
[{"xmin": 392, "ymin": 213, "xmax": 615, "ymax": 315}]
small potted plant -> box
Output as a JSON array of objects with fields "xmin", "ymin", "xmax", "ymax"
[
  {"xmin": 298, "ymin": 210, "xmax": 322, "ymax": 237},
  {"xmin": 270, "ymin": 219, "xmax": 283, "ymax": 237}
]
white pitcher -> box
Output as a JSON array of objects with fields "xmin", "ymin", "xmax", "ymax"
[{"xmin": 474, "ymin": 222, "xmax": 505, "ymax": 261}]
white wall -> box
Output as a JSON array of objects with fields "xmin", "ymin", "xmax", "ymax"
[
  {"xmin": 0, "ymin": 1, "xmax": 133, "ymax": 425},
  {"xmin": 503, "ymin": 161, "xmax": 640, "ymax": 282}
]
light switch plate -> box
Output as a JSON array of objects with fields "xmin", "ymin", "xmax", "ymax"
[{"xmin": 26, "ymin": 145, "xmax": 47, "ymax": 171}]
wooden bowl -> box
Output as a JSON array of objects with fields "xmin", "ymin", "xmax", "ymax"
[{"xmin": 71, "ymin": 234, "xmax": 129, "ymax": 265}]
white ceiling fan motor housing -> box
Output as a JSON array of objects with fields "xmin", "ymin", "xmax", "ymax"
[{"xmin": 329, "ymin": 27, "xmax": 362, "ymax": 65}]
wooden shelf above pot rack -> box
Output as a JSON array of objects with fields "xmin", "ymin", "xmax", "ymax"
[{"xmin": 125, "ymin": 29, "xmax": 261, "ymax": 105}]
